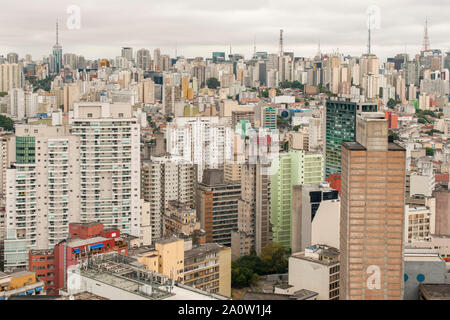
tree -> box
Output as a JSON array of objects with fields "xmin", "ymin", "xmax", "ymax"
[
  {"xmin": 259, "ymin": 243, "xmax": 290, "ymax": 274},
  {"xmin": 293, "ymin": 125, "xmax": 301, "ymax": 132},
  {"xmin": 0, "ymin": 92, "xmax": 7, "ymax": 97},
  {"xmin": 206, "ymin": 77, "xmax": 220, "ymax": 89},
  {"xmin": 0, "ymin": 115, "xmax": 14, "ymax": 132},
  {"xmin": 388, "ymin": 130, "xmax": 399, "ymax": 141},
  {"xmin": 387, "ymin": 98, "xmax": 396, "ymax": 109},
  {"xmin": 426, "ymin": 147, "xmax": 435, "ymax": 157}
]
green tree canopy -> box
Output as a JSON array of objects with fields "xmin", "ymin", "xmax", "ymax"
[
  {"xmin": 206, "ymin": 77, "xmax": 220, "ymax": 89},
  {"xmin": 0, "ymin": 115, "xmax": 14, "ymax": 132}
]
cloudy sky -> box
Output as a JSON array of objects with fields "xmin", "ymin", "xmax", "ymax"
[{"xmin": 0, "ymin": 0, "xmax": 449, "ymax": 61}]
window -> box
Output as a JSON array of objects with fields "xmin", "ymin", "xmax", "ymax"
[{"xmin": 87, "ymin": 113, "xmax": 93, "ymax": 118}]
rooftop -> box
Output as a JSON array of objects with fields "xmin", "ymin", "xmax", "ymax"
[
  {"xmin": 68, "ymin": 236, "xmax": 109, "ymax": 248},
  {"xmin": 185, "ymin": 243, "xmax": 226, "ymax": 260},
  {"xmin": 155, "ymin": 237, "xmax": 184, "ymax": 245},
  {"xmin": 342, "ymin": 141, "xmax": 406, "ymax": 151},
  {"xmin": 420, "ymin": 284, "xmax": 450, "ymax": 300}
]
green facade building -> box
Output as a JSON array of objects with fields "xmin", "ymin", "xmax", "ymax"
[
  {"xmin": 325, "ymin": 100, "xmax": 377, "ymax": 177},
  {"xmin": 270, "ymin": 150, "xmax": 324, "ymax": 249}
]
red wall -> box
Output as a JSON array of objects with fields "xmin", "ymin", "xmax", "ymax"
[{"xmin": 69, "ymin": 223, "xmax": 103, "ymax": 239}]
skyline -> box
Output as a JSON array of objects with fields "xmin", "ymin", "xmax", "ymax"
[{"xmin": 1, "ymin": 0, "xmax": 450, "ymax": 61}]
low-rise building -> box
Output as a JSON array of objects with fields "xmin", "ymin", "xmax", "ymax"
[
  {"xmin": 288, "ymin": 245, "xmax": 340, "ymax": 300},
  {"xmin": 0, "ymin": 270, "xmax": 45, "ymax": 300},
  {"xmin": 164, "ymin": 201, "xmax": 200, "ymax": 237},
  {"xmin": 184, "ymin": 242, "xmax": 231, "ymax": 297}
]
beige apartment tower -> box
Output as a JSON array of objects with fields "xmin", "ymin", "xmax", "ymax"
[{"xmin": 340, "ymin": 112, "xmax": 406, "ymax": 300}]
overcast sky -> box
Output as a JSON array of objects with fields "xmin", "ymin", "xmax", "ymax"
[{"xmin": 1, "ymin": 0, "xmax": 449, "ymax": 61}]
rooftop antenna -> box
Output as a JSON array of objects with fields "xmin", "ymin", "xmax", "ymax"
[
  {"xmin": 367, "ymin": 13, "xmax": 372, "ymax": 55},
  {"xmin": 423, "ymin": 17, "xmax": 430, "ymax": 51},
  {"xmin": 56, "ymin": 18, "xmax": 59, "ymax": 45},
  {"xmin": 253, "ymin": 35, "xmax": 256, "ymax": 55},
  {"xmin": 175, "ymin": 42, "xmax": 177, "ymax": 58},
  {"xmin": 279, "ymin": 29, "xmax": 284, "ymax": 56}
]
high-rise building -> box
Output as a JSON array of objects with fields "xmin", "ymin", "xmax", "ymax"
[
  {"xmin": 232, "ymin": 162, "xmax": 271, "ymax": 259},
  {"xmin": 6, "ymin": 53, "xmax": 19, "ymax": 64},
  {"xmin": 63, "ymin": 83, "xmax": 80, "ymax": 112},
  {"xmin": 153, "ymin": 48, "xmax": 161, "ymax": 71},
  {"xmin": 121, "ymin": 47, "xmax": 133, "ymax": 63},
  {"xmin": 196, "ymin": 169, "xmax": 240, "ymax": 246},
  {"xmin": 4, "ymin": 124, "xmax": 80, "ymax": 270},
  {"xmin": 52, "ymin": 22, "xmax": 63, "ymax": 74},
  {"xmin": 136, "ymin": 48, "xmax": 151, "ymax": 70},
  {"xmin": 0, "ymin": 63, "xmax": 24, "ymax": 92},
  {"xmin": 9, "ymin": 88, "xmax": 25, "ymax": 120},
  {"xmin": 70, "ymin": 102, "xmax": 141, "ymax": 237},
  {"xmin": 325, "ymin": 100, "xmax": 378, "ymax": 177},
  {"xmin": 262, "ymin": 106, "xmax": 277, "ymax": 130},
  {"xmin": 141, "ymin": 155, "xmax": 195, "ymax": 241},
  {"xmin": 340, "ymin": 112, "xmax": 406, "ymax": 300},
  {"xmin": 166, "ymin": 117, "xmax": 233, "ymax": 182},
  {"xmin": 270, "ymin": 150, "xmax": 324, "ymax": 250}
]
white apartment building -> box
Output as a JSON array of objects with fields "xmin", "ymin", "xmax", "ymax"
[
  {"xmin": 9, "ymin": 88, "xmax": 25, "ymax": 120},
  {"xmin": 166, "ymin": 117, "xmax": 233, "ymax": 182},
  {"xmin": 69, "ymin": 102, "xmax": 141, "ymax": 238},
  {"xmin": 4, "ymin": 124, "xmax": 80, "ymax": 270}
]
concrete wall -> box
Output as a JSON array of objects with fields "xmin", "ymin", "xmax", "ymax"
[{"xmin": 404, "ymin": 259, "xmax": 446, "ymax": 300}]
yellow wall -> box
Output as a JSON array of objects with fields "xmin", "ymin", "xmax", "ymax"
[
  {"xmin": 155, "ymin": 239, "xmax": 185, "ymax": 282},
  {"xmin": 7, "ymin": 273, "xmax": 36, "ymax": 290},
  {"xmin": 137, "ymin": 252, "xmax": 159, "ymax": 274},
  {"xmin": 218, "ymin": 247, "xmax": 232, "ymax": 297}
]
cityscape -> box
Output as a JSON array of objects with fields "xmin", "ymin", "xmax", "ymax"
[{"xmin": 0, "ymin": 0, "xmax": 450, "ymax": 303}]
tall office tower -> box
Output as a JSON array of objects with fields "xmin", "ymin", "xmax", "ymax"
[
  {"xmin": 7, "ymin": 53, "xmax": 19, "ymax": 64},
  {"xmin": 52, "ymin": 21, "xmax": 63, "ymax": 74},
  {"xmin": 325, "ymin": 100, "xmax": 378, "ymax": 177},
  {"xmin": 141, "ymin": 155, "xmax": 195, "ymax": 241},
  {"xmin": 9, "ymin": 88, "xmax": 25, "ymax": 120},
  {"xmin": 270, "ymin": 150, "xmax": 324, "ymax": 250},
  {"xmin": 121, "ymin": 47, "xmax": 133, "ymax": 64},
  {"xmin": 0, "ymin": 63, "xmax": 24, "ymax": 92},
  {"xmin": 153, "ymin": 48, "xmax": 161, "ymax": 71},
  {"xmin": 166, "ymin": 117, "xmax": 233, "ymax": 183},
  {"xmin": 136, "ymin": 48, "xmax": 151, "ymax": 70},
  {"xmin": 340, "ymin": 112, "xmax": 406, "ymax": 300},
  {"xmin": 4, "ymin": 124, "xmax": 80, "ymax": 270},
  {"xmin": 70, "ymin": 102, "xmax": 141, "ymax": 237},
  {"xmin": 160, "ymin": 55, "xmax": 171, "ymax": 72},
  {"xmin": 196, "ymin": 169, "xmax": 240, "ymax": 246}
]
